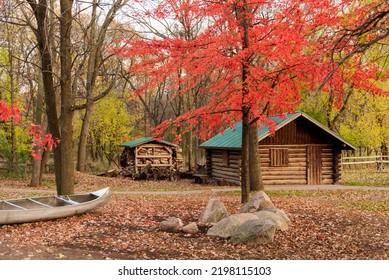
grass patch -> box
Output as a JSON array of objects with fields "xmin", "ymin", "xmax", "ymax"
[
  {"xmin": 266, "ymin": 190, "xmax": 325, "ymax": 198},
  {"xmin": 340, "ymin": 201, "xmax": 389, "ymax": 212},
  {"xmin": 342, "ymin": 168, "xmax": 389, "ymax": 187}
]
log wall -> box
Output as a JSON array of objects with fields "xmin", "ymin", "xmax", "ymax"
[
  {"xmin": 260, "ymin": 144, "xmax": 335, "ymax": 185},
  {"xmin": 206, "ymin": 144, "xmax": 339, "ymax": 185},
  {"xmin": 207, "ymin": 150, "xmax": 241, "ymax": 185}
]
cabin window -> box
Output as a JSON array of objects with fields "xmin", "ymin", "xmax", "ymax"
[
  {"xmin": 222, "ymin": 151, "xmax": 229, "ymax": 167},
  {"xmin": 270, "ymin": 148, "xmax": 289, "ymax": 167}
]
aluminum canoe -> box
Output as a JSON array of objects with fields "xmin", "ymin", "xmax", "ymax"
[{"xmin": 0, "ymin": 187, "xmax": 110, "ymax": 225}]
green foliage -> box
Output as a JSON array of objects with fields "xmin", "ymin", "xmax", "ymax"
[
  {"xmin": 338, "ymin": 91, "xmax": 389, "ymax": 149},
  {"xmin": 74, "ymin": 92, "xmax": 137, "ymax": 167},
  {"xmin": 0, "ymin": 123, "xmax": 33, "ymax": 162}
]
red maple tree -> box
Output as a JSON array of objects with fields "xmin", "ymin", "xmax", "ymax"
[
  {"xmin": 114, "ymin": 0, "xmax": 388, "ymax": 202},
  {"xmin": 1, "ymin": 101, "xmax": 58, "ymax": 161}
]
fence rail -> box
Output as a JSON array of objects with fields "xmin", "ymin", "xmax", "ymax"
[
  {"xmin": 341, "ymin": 155, "xmax": 389, "ymax": 171},
  {"xmin": 0, "ymin": 161, "xmax": 54, "ymax": 176}
]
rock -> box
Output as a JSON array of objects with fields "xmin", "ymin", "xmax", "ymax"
[
  {"xmin": 207, "ymin": 213, "xmax": 259, "ymax": 239},
  {"xmin": 231, "ymin": 219, "xmax": 277, "ymax": 245},
  {"xmin": 198, "ymin": 198, "xmax": 230, "ymax": 224},
  {"xmin": 263, "ymin": 208, "xmax": 292, "ymax": 226},
  {"xmin": 240, "ymin": 191, "xmax": 275, "ymax": 213},
  {"xmin": 252, "ymin": 210, "xmax": 289, "ymax": 231},
  {"xmin": 160, "ymin": 217, "xmax": 183, "ymax": 233},
  {"xmin": 183, "ymin": 222, "xmax": 199, "ymax": 234}
]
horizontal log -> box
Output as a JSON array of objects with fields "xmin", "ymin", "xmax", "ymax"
[
  {"xmin": 136, "ymin": 155, "xmax": 172, "ymax": 159},
  {"xmin": 136, "ymin": 164, "xmax": 173, "ymax": 167},
  {"xmin": 214, "ymin": 178, "xmax": 241, "ymax": 185},
  {"xmin": 322, "ymin": 179, "xmax": 334, "ymax": 184},
  {"xmin": 263, "ymin": 179, "xmax": 307, "ymax": 185},
  {"xmin": 261, "ymin": 166, "xmax": 306, "ymax": 172},
  {"xmin": 262, "ymin": 174, "xmax": 306, "ymax": 180},
  {"xmin": 262, "ymin": 171, "xmax": 306, "ymax": 177},
  {"xmin": 212, "ymin": 170, "xmax": 240, "ymax": 180},
  {"xmin": 211, "ymin": 158, "xmax": 240, "ymax": 165},
  {"xmin": 260, "ymin": 144, "xmax": 331, "ymax": 149}
]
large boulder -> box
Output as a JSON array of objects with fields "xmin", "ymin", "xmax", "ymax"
[
  {"xmin": 198, "ymin": 198, "xmax": 230, "ymax": 224},
  {"xmin": 240, "ymin": 191, "xmax": 275, "ymax": 213},
  {"xmin": 207, "ymin": 213, "xmax": 259, "ymax": 239},
  {"xmin": 160, "ymin": 217, "xmax": 183, "ymax": 233},
  {"xmin": 263, "ymin": 208, "xmax": 292, "ymax": 226},
  {"xmin": 231, "ymin": 219, "xmax": 277, "ymax": 245},
  {"xmin": 252, "ymin": 210, "xmax": 289, "ymax": 231}
]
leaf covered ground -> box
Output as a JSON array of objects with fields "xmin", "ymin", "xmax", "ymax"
[{"xmin": 0, "ymin": 172, "xmax": 388, "ymax": 260}]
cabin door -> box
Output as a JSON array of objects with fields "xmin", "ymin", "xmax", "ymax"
[{"xmin": 307, "ymin": 145, "xmax": 322, "ymax": 185}]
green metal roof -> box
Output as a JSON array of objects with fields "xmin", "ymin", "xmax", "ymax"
[
  {"xmin": 200, "ymin": 112, "xmax": 356, "ymax": 150},
  {"xmin": 120, "ymin": 137, "xmax": 177, "ymax": 148}
]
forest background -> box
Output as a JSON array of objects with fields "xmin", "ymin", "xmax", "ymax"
[{"xmin": 0, "ymin": 0, "xmax": 388, "ymax": 193}]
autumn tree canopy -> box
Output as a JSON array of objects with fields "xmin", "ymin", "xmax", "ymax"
[
  {"xmin": 117, "ymin": 0, "xmax": 386, "ymax": 135},
  {"xmin": 114, "ymin": 0, "xmax": 388, "ymax": 201}
]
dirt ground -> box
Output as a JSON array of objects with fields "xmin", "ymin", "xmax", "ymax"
[{"xmin": 0, "ymin": 173, "xmax": 388, "ymax": 260}]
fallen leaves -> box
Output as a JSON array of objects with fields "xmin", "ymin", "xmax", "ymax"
[{"xmin": 0, "ymin": 174, "xmax": 388, "ymax": 260}]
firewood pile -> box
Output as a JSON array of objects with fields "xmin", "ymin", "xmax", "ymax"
[{"xmin": 112, "ymin": 144, "xmax": 183, "ymax": 180}]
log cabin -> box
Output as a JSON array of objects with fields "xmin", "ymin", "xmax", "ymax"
[{"xmin": 200, "ymin": 112, "xmax": 356, "ymax": 185}]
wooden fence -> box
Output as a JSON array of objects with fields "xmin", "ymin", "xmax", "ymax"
[
  {"xmin": 0, "ymin": 161, "xmax": 54, "ymax": 177},
  {"xmin": 341, "ymin": 155, "xmax": 389, "ymax": 171}
]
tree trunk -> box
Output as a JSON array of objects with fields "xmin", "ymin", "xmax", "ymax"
[
  {"xmin": 241, "ymin": 107, "xmax": 250, "ymax": 203},
  {"xmin": 249, "ymin": 123, "xmax": 263, "ymax": 191},
  {"xmin": 28, "ymin": 0, "xmax": 63, "ymax": 194},
  {"xmin": 77, "ymin": 104, "xmax": 93, "ymax": 172},
  {"xmin": 76, "ymin": 0, "xmax": 126, "ymax": 172},
  {"xmin": 30, "ymin": 72, "xmax": 45, "ymax": 188},
  {"xmin": 59, "ymin": 0, "xmax": 75, "ymax": 195},
  {"xmin": 239, "ymin": 0, "xmax": 251, "ymax": 204}
]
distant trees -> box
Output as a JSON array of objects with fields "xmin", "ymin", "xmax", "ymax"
[{"xmin": 0, "ymin": 0, "xmax": 130, "ymax": 194}]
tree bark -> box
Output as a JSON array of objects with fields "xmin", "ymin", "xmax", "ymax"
[
  {"xmin": 239, "ymin": 0, "xmax": 252, "ymax": 203},
  {"xmin": 241, "ymin": 107, "xmax": 250, "ymax": 203},
  {"xmin": 27, "ymin": 0, "xmax": 62, "ymax": 194},
  {"xmin": 59, "ymin": 0, "xmax": 75, "ymax": 195},
  {"xmin": 30, "ymin": 72, "xmax": 45, "ymax": 188},
  {"xmin": 249, "ymin": 123, "xmax": 263, "ymax": 191}
]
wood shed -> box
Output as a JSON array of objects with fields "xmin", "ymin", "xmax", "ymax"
[
  {"xmin": 119, "ymin": 137, "xmax": 183, "ymax": 179},
  {"xmin": 200, "ymin": 112, "xmax": 356, "ymax": 186}
]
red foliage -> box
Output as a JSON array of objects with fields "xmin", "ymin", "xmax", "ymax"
[
  {"xmin": 1, "ymin": 100, "xmax": 60, "ymax": 160},
  {"xmin": 28, "ymin": 124, "xmax": 60, "ymax": 160},
  {"xmin": 113, "ymin": 0, "xmax": 388, "ymax": 141},
  {"xmin": 0, "ymin": 101, "xmax": 21, "ymax": 124}
]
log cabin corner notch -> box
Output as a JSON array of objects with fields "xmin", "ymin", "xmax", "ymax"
[{"xmin": 200, "ymin": 112, "xmax": 356, "ymax": 186}]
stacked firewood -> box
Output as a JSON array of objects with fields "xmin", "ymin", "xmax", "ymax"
[{"xmin": 114, "ymin": 146, "xmax": 183, "ymax": 180}]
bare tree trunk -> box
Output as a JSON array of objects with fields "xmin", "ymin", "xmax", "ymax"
[
  {"xmin": 30, "ymin": 72, "xmax": 45, "ymax": 188},
  {"xmin": 27, "ymin": 0, "xmax": 62, "ymax": 194},
  {"xmin": 77, "ymin": 104, "xmax": 93, "ymax": 172},
  {"xmin": 249, "ymin": 123, "xmax": 263, "ymax": 191},
  {"xmin": 76, "ymin": 0, "xmax": 127, "ymax": 172},
  {"xmin": 4, "ymin": 23, "xmax": 17, "ymax": 165},
  {"xmin": 240, "ymin": 0, "xmax": 251, "ymax": 203},
  {"xmin": 59, "ymin": 0, "xmax": 75, "ymax": 195},
  {"xmin": 241, "ymin": 107, "xmax": 250, "ymax": 203}
]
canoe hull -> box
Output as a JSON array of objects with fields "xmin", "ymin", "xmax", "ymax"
[{"xmin": 0, "ymin": 188, "xmax": 110, "ymax": 225}]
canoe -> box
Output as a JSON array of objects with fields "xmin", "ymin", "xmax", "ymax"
[{"xmin": 0, "ymin": 187, "xmax": 110, "ymax": 225}]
